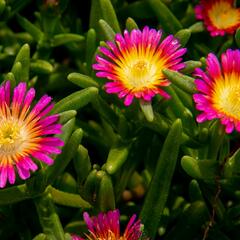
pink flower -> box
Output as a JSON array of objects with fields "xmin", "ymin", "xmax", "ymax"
[
  {"xmin": 0, "ymin": 81, "xmax": 64, "ymax": 188},
  {"xmin": 93, "ymin": 26, "xmax": 186, "ymax": 106},
  {"xmin": 193, "ymin": 49, "xmax": 240, "ymax": 133},
  {"xmin": 72, "ymin": 209, "xmax": 143, "ymax": 240},
  {"xmin": 195, "ymin": 0, "xmax": 240, "ymax": 36}
]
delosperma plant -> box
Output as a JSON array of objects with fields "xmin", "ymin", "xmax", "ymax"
[{"xmin": 1, "ymin": 0, "xmax": 240, "ymax": 239}]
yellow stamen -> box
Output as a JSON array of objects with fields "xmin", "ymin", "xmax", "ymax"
[
  {"xmin": 118, "ymin": 57, "xmax": 164, "ymax": 91},
  {"xmin": 0, "ymin": 118, "xmax": 27, "ymax": 156},
  {"xmin": 212, "ymin": 74, "xmax": 240, "ymax": 119},
  {"xmin": 209, "ymin": 1, "xmax": 240, "ymax": 29}
]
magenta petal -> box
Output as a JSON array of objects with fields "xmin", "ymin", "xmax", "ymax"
[
  {"xmin": 0, "ymin": 167, "xmax": 7, "ymax": 188},
  {"xmin": 124, "ymin": 94, "xmax": 134, "ymax": 106},
  {"xmin": 225, "ymin": 122, "xmax": 234, "ymax": 133},
  {"xmin": 16, "ymin": 164, "xmax": 30, "ymax": 180},
  {"xmin": 32, "ymin": 152, "xmax": 54, "ymax": 165},
  {"xmin": 7, "ymin": 165, "xmax": 15, "ymax": 184},
  {"xmin": 39, "ymin": 145, "xmax": 62, "ymax": 154},
  {"xmin": 196, "ymin": 113, "xmax": 207, "ymax": 123},
  {"xmin": 31, "ymin": 95, "xmax": 52, "ymax": 116}
]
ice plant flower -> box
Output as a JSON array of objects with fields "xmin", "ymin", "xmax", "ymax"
[
  {"xmin": 72, "ymin": 209, "xmax": 143, "ymax": 240},
  {"xmin": 93, "ymin": 26, "xmax": 186, "ymax": 106},
  {"xmin": 195, "ymin": 0, "xmax": 240, "ymax": 36},
  {"xmin": 0, "ymin": 81, "xmax": 64, "ymax": 188},
  {"xmin": 193, "ymin": 49, "xmax": 240, "ymax": 133}
]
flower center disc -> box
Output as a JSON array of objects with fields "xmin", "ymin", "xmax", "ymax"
[
  {"xmin": 124, "ymin": 60, "xmax": 156, "ymax": 90},
  {"xmin": 209, "ymin": 2, "xmax": 240, "ymax": 29},
  {"xmin": 213, "ymin": 77, "xmax": 240, "ymax": 120},
  {"xmin": 0, "ymin": 119, "xmax": 25, "ymax": 155}
]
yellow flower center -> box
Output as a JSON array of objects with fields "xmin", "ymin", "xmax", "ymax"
[
  {"xmin": 0, "ymin": 118, "xmax": 26, "ymax": 155},
  {"xmin": 212, "ymin": 74, "xmax": 240, "ymax": 120},
  {"xmin": 86, "ymin": 230, "xmax": 126, "ymax": 240},
  {"xmin": 209, "ymin": 1, "xmax": 240, "ymax": 29},
  {"xmin": 121, "ymin": 59, "xmax": 159, "ymax": 90}
]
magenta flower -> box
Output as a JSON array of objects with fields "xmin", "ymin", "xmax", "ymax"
[
  {"xmin": 195, "ymin": 0, "xmax": 240, "ymax": 36},
  {"xmin": 193, "ymin": 49, "xmax": 240, "ymax": 133},
  {"xmin": 72, "ymin": 209, "xmax": 143, "ymax": 240},
  {"xmin": 93, "ymin": 26, "xmax": 186, "ymax": 106},
  {"xmin": 0, "ymin": 81, "xmax": 64, "ymax": 188}
]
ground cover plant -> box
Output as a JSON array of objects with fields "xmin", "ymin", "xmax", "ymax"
[{"xmin": 1, "ymin": 0, "xmax": 240, "ymax": 239}]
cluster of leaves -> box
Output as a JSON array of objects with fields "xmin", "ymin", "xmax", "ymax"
[{"xmin": 1, "ymin": 0, "xmax": 240, "ymax": 239}]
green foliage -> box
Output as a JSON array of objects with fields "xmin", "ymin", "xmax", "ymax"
[{"xmin": 0, "ymin": 1, "xmax": 239, "ymax": 240}]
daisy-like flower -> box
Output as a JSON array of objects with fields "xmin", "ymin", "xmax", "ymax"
[
  {"xmin": 0, "ymin": 81, "xmax": 64, "ymax": 188},
  {"xmin": 195, "ymin": 0, "xmax": 240, "ymax": 36},
  {"xmin": 193, "ymin": 49, "xmax": 240, "ymax": 133},
  {"xmin": 72, "ymin": 209, "xmax": 143, "ymax": 240},
  {"xmin": 93, "ymin": 26, "xmax": 186, "ymax": 106}
]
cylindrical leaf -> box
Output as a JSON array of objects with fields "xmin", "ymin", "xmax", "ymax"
[
  {"xmin": 147, "ymin": 0, "xmax": 182, "ymax": 33},
  {"xmin": 51, "ymin": 33, "xmax": 84, "ymax": 47},
  {"xmin": 73, "ymin": 145, "xmax": 91, "ymax": 183},
  {"xmin": 140, "ymin": 119, "xmax": 182, "ymax": 238},
  {"xmin": 126, "ymin": 17, "xmax": 139, "ymax": 31},
  {"xmin": 163, "ymin": 69, "xmax": 196, "ymax": 94},
  {"xmin": 97, "ymin": 174, "xmax": 115, "ymax": 211},
  {"xmin": 99, "ymin": 0, "xmax": 121, "ymax": 33},
  {"xmin": 46, "ymin": 128, "xmax": 83, "ymax": 183},
  {"xmin": 49, "ymin": 186, "xmax": 92, "ymax": 209},
  {"xmin": 99, "ymin": 19, "xmax": 116, "ymax": 41},
  {"xmin": 68, "ymin": 72, "xmax": 99, "ymax": 88},
  {"xmin": 30, "ymin": 60, "xmax": 54, "ymax": 74},
  {"xmin": 52, "ymin": 87, "xmax": 98, "ymax": 114},
  {"xmin": 105, "ymin": 141, "xmax": 130, "ymax": 175},
  {"xmin": 13, "ymin": 43, "xmax": 30, "ymax": 82},
  {"xmin": 175, "ymin": 29, "xmax": 191, "ymax": 47}
]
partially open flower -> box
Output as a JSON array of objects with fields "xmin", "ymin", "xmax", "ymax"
[
  {"xmin": 0, "ymin": 81, "xmax": 64, "ymax": 188},
  {"xmin": 93, "ymin": 26, "xmax": 186, "ymax": 106},
  {"xmin": 195, "ymin": 0, "xmax": 240, "ymax": 36},
  {"xmin": 72, "ymin": 209, "xmax": 143, "ymax": 240},
  {"xmin": 193, "ymin": 49, "xmax": 240, "ymax": 133}
]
